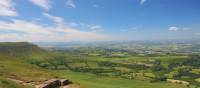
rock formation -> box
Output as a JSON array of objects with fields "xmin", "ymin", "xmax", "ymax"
[{"xmin": 36, "ymin": 79, "xmax": 72, "ymax": 88}]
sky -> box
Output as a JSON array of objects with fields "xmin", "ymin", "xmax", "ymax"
[{"xmin": 0, "ymin": 0, "xmax": 200, "ymax": 42}]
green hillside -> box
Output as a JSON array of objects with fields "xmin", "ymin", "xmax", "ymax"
[
  {"xmin": 0, "ymin": 42, "xmax": 196, "ymax": 88},
  {"xmin": 0, "ymin": 42, "xmax": 57, "ymax": 88}
]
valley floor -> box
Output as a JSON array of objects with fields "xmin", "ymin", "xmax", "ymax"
[{"xmin": 55, "ymin": 70, "xmax": 190, "ymax": 88}]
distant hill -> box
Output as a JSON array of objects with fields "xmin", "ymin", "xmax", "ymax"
[
  {"xmin": 0, "ymin": 42, "xmax": 49, "ymax": 60},
  {"xmin": 0, "ymin": 42, "xmax": 58, "ymax": 88}
]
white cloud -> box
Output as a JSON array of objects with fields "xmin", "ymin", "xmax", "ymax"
[
  {"xmin": 168, "ymin": 27, "xmax": 179, "ymax": 31},
  {"xmin": 30, "ymin": 0, "xmax": 51, "ymax": 10},
  {"xmin": 68, "ymin": 22, "xmax": 78, "ymax": 27},
  {"xmin": 43, "ymin": 13, "xmax": 104, "ymax": 32},
  {"xmin": 42, "ymin": 12, "xmax": 63, "ymax": 24},
  {"xmin": 120, "ymin": 27, "xmax": 138, "ymax": 33},
  {"xmin": 76, "ymin": 23, "xmax": 104, "ymax": 32},
  {"xmin": 0, "ymin": 20, "xmax": 52, "ymax": 34},
  {"xmin": 0, "ymin": 0, "xmax": 18, "ymax": 16},
  {"xmin": 89, "ymin": 25, "xmax": 104, "ymax": 32},
  {"xmin": 0, "ymin": 33, "xmax": 31, "ymax": 42},
  {"xmin": 0, "ymin": 19, "xmax": 109, "ymax": 42},
  {"xmin": 66, "ymin": 0, "xmax": 76, "ymax": 8},
  {"xmin": 140, "ymin": 0, "xmax": 146, "ymax": 5},
  {"xmin": 168, "ymin": 27, "xmax": 192, "ymax": 31}
]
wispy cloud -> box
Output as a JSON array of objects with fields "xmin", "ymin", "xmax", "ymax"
[
  {"xmin": 168, "ymin": 27, "xmax": 191, "ymax": 31},
  {"xmin": 120, "ymin": 27, "xmax": 138, "ymax": 33},
  {"xmin": 66, "ymin": 0, "xmax": 76, "ymax": 8},
  {"xmin": 140, "ymin": 0, "xmax": 146, "ymax": 5},
  {"xmin": 0, "ymin": 20, "xmax": 52, "ymax": 34},
  {"xmin": 89, "ymin": 25, "xmax": 104, "ymax": 32},
  {"xmin": 67, "ymin": 22, "xmax": 79, "ymax": 27},
  {"xmin": 42, "ymin": 12, "xmax": 63, "ymax": 25},
  {"xmin": 43, "ymin": 13, "xmax": 104, "ymax": 32},
  {"xmin": 168, "ymin": 26, "xmax": 179, "ymax": 31},
  {"xmin": 0, "ymin": 0, "xmax": 18, "ymax": 16},
  {"xmin": 30, "ymin": 0, "xmax": 51, "ymax": 10},
  {"xmin": 76, "ymin": 23, "xmax": 104, "ymax": 32},
  {"xmin": 0, "ymin": 19, "xmax": 109, "ymax": 42}
]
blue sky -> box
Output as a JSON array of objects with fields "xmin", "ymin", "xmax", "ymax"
[{"xmin": 0, "ymin": 0, "xmax": 200, "ymax": 42}]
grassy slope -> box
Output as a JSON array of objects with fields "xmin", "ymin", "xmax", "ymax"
[
  {"xmin": 0, "ymin": 77, "xmax": 32, "ymax": 88},
  {"xmin": 0, "ymin": 57, "xmax": 55, "ymax": 82},
  {"xmin": 57, "ymin": 70, "xmax": 189, "ymax": 88},
  {"xmin": 0, "ymin": 42, "xmax": 190, "ymax": 88},
  {"xmin": 0, "ymin": 42, "xmax": 56, "ymax": 88}
]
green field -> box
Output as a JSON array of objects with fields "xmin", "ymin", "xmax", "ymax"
[
  {"xmin": 0, "ymin": 57, "xmax": 190, "ymax": 88},
  {"xmin": 56, "ymin": 70, "xmax": 189, "ymax": 88},
  {"xmin": 0, "ymin": 42, "xmax": 200, "ymax": 88}
]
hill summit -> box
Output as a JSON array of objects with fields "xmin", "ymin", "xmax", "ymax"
[{"xmin": 0, "ymin": 42, "xmax": 46, "ymax": 59}]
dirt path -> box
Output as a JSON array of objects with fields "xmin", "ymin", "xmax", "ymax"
[
  {"xmin": 7, "ymin": 76, "xmax": 78, "ymax": 88},
  {"xmin": 7, "ymin": 77, "xmax": 35, "ymax": 86},
  {"xmin": 62, "ymin": 84, "xmax": 82, "ymax": 88}
]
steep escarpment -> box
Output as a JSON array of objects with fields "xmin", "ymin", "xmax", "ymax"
[
  {"xmin": 0, "ymin": 42, "xmax": 48, "ymax": 59},
  {"xmin": 0, "ymin": 42, "xmax": 71, "ymax": 88}
]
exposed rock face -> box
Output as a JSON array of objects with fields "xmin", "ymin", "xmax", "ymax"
[
  {"xmin": 36, "ymin": 79, "xmax": 72, "ymax": 88},
  {"xmin": 60, "ymin": 79, "xmax": 72, "ymax": 86}
]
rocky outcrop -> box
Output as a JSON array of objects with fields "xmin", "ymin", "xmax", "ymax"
[
  {"xmin": 36, "ymin": 79, "xmax": 72, "ymax": 88},
  {"xmin": 7, "ymin": 77, "xmax": 72, "ymax": 88},
  {"xmin": 60, "ymin": 79, "xmax": 72, "ymax": 86}
]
